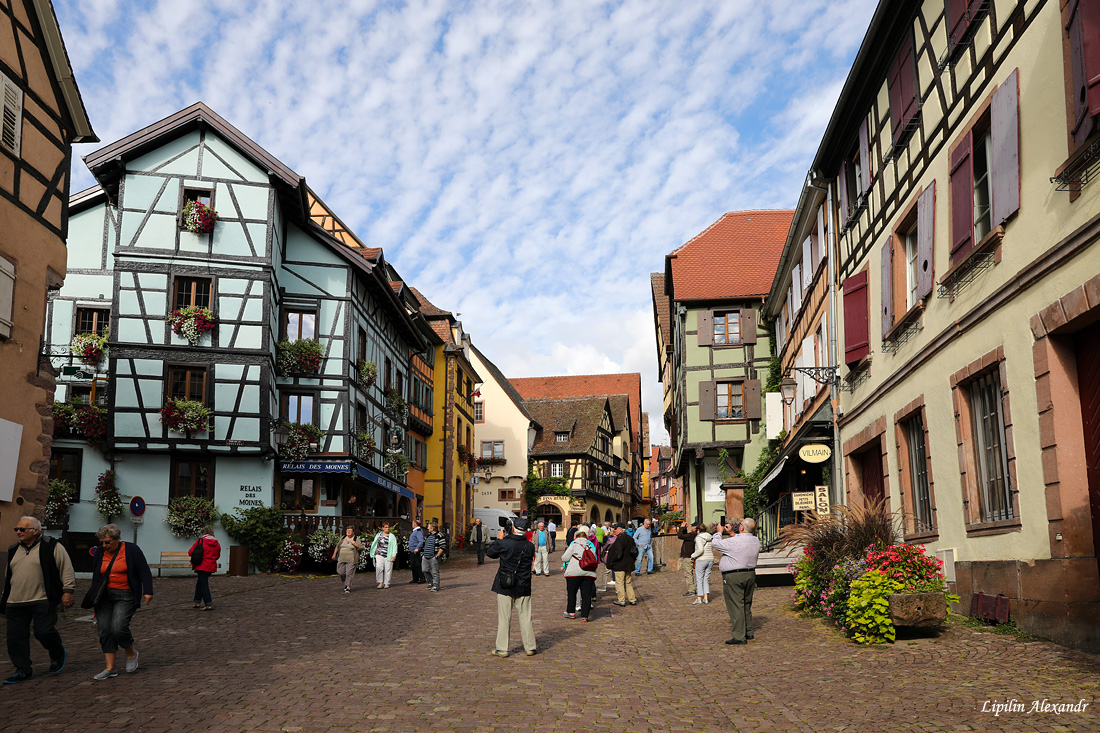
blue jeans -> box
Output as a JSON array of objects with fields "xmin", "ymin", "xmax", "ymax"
[
  {"xmin": 423, "ymin": 556, "xmax": 441, "ymax": 589},
  {"xmin": 95, "ymin": 588, "xmax": 138, "ymax": 653},
  {"xmin": 635, "ymin": 545, "xmax": 653, "ymax": 574},
  {"xmin": 193, "ymin": 571, "xmax": 213, "ymax": 606}
]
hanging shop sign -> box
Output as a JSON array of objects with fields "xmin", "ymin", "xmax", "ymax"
[{"xmin": 798, "ymin": 444, "xmax": 832, "ymax": 463}]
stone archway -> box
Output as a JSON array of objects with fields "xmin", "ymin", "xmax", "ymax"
[{"xmin": 589, "ymin": 505, "xmax": 600, "ymax": 524}]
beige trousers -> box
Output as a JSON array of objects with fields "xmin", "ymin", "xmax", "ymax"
[
  {"xmin": 680, "ymin": 557, "xmax": 696, "ymax": 594},
  {"xmin": 614, "ymin": 570, "xmax": 637, "ymax": 603},
  {"xmin": 495, "ymin": 594, "xmax": 536, "ymax": 653}
]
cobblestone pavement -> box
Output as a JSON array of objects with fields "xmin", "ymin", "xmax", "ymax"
[{"xmin": 2, "ymin": 552, "xmax": 1098, "ymax": 733}]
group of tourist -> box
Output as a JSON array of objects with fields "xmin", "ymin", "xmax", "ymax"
[
  {"xmin": 2, "ymin": 518, "xmax": 155, "ymax": 683},
  {"xmin": 676, "ymin": 517, "xmax": 761, "ymax": 644}
]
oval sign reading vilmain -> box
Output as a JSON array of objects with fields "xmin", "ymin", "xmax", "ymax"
[{"xmin": 799, "ymin": 444, "xmax": 832, "ymax": 463}]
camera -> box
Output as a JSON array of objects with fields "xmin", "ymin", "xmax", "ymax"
[{"xmin": 498, "ymin": 516, "xmax": 511, "ymax": 530}]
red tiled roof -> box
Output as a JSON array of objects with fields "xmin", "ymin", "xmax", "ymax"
[
  {"xmin": 390, "ymin": 281, "xmax": 403, "ymax": 293},
  {"xmin": 650, "ymin": 272, "xmax": 671, "ymax": 349},
  {"xmin": 511, "ymin": 373, "xmax": 642, "ymax": 445},
  {"xmin": 429, "ymin": 320, "xmax": 453, "ymax": 345},
  {"xmin": 407, "ymin": 286, "xmax": 452, "ymax": 319},
  {"xmin": 667, "ymin": 210, "xmax": 793, "ymax": 302},
  {"xmin": 525, "ymin": 397, "xmax": 610, "ymax": 455}
]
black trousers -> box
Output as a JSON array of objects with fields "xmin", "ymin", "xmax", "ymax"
[
  {"xmin": 476, "ymin": 543, "xmax": 485, "ymax": 564},
  {"xmin": 565, "ymin": 576, "xmax": 596, "ymax": 619},
  {"xmin": 5, "ymin": 601, "xmax": 65, "ymax": 674},
  {"xmin": 410, "ymin": 551, "xmax": 424, "ymax": 582},
  {"xmin": 193, "ymin": 571, "xmax": 213, "ymax": 605}
]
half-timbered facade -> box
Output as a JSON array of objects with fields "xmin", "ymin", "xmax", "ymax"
[
  {"xmin": 45, "ymin": 104, "xmax": 424, "ymax": 562},
  {"xmin": 814, "ymin": 0, "xmax": 1100, "ymax": 650},
  {"xmin": 0, "ymin": 0, "xmax": 95, "ymax": 553},
  {"xmin": 524, "ymin": 396, "xmax": 626, "ymax": 527},
  {"xmin": 657, "ymin": 211, "xmax": 791, "ymax": 526}
]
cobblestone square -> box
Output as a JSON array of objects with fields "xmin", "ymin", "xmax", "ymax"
[{"xmin": 3, "ymin": 554, "xmax": 1098, "ymax": 733}]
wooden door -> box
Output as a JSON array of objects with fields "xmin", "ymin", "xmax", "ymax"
[
  {"xmin": 860, "ymin": 447, "xmax": 885, "ymax": 508},
  {"xmin": 1074, "ymin": 320, "xmax": 1100, "ymax": 580}
]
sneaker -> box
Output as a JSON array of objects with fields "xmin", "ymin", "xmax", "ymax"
[
  {"xmin": 681, "ymin": 592, "xmax": 696, "ymax": 597},
  {"xmin": 49, "ymin": 650, "xmax": 67, "ymax": 675},
  {"xmin": 628, "ymin": 601, "xmax": 638, "ymax": 606},
  {"xmin": 383, "ymin": 584, "xmax": 390, "ymax": 589},
  {"xmin": 563, "ymin": 612, "xmax": 576, "ymax": 619},
  {"xmin": 344, "ymin": 587, "xmax": 350, "ymax": 594},
  {"xmin": 93, "ymin": 668, "xmax": 118, "ymax": 680},
  {"xmin": 691, "ymin": 598, "xmax": 704, "ymax": 605},
  {"xmin": 125, "ymin": 651, "xmax": 139, "ymax": 673},
  {"xmin": 703, "ymin": 599, "xmax": 710, "ymax": 604},
  {"xmin": 525, "ymin": 649, "xmax": 538, "ymax": 656},
  {"xmin": 581, "ymin": 617, "xmax": 589, "ymax": 623},
  {"xmin": 613, "ymin": 601, "xmax": 627, "ymax": 607},
  {"xmin": 3, "ymin": 671, "xmax": 31, "ymax": 684},
  {"xmin": 489, "ymin": 649, "xmax": 509, "ymax": 658}
]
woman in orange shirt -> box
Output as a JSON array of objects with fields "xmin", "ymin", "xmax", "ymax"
[{"xmin": 91, "ymin": 524, "xmax": 153, "ymax": 681}]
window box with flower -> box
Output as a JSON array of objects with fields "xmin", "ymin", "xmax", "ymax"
[
  {"xmin": 354, "ymin": 428, "xmax": 375, "ymax": 461},
  {"xmin": 161, "ymin": 399, "xmax": 212, "ymax": 436},
  {"xmin": 357, "ymin": 360, "xmax": 378, "ymax": 388},
  {"xmin": 280, "ymin": 421, "xmax": 324, "ymax": 463},
  {"xmin": 181, "ymin": 200, "xmax": 218, "ymax": 234},
  {"xmin": 384, "ymin": 388, "xmax": 407, "ymax": 422},
  {"xmin": 52, "ymin": 401, "xmax": 108, "ymax": 453},
  {"xmin": 277, "ymin": 339, "xmax": 324, "ymax": 378},
  {"xmin": 169, "ymin": 306, "xmax": 215, "ymax": 345},
  {"xmin": 44, "ymin": 479, "xmax": 77, "ymax": 529},
  {"xmin": 94, "ymin": 469, "xmax": 124, "ymax": 522},
  {"xmin": 71, "ymin": 331, "xmax": 108, "ymax": 368}
]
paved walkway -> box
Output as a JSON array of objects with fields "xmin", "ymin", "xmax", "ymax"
[{"xmin": 2, "ymin": 552, "xmax": 1098, "ymax": 732}]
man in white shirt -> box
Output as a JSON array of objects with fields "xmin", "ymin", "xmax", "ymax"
[
  {"xmin": 546, "ymin": 519, "xmax": 557, "ymax": 552},
  {"xmin": 710, "ymin": 518, "xmax": 761, "ymax": 645}
]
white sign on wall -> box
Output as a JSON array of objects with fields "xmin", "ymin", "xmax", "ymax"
[
  {"xmin": 765, "ymin": 392, "xmax": 783, "ymax": 440},
  {"xmin": 0, "ymin": 417, "xmax": 23, "ymax": 502}
]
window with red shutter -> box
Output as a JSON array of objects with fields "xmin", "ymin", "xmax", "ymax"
[
  {"xmin": 949, "ymin": 132, "xmax": 974, "ymax": 265},
  {"xmin": 946, "ymin": 0, "xmax": 987, "ymax": 57},
  {"xmin": 888, "ymin": 30, "xmax": 918, "ymax": 143},
  {"xmin": 1067, "ymin": 0, "xmax": 1100, "ymax": 148},
  {"xmin": 842, "ymin": 271, "xmax": 870, "ymax": 365}
]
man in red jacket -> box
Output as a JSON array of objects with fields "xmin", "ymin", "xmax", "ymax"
[{"xmin": 188, "ymin": 527, "xmax": 221, "ymax": 610}]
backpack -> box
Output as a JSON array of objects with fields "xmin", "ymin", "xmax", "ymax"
[
  {"xmin": 190, "ymin": 538, "xmax": 205, "ymax": 567},
  {"xmin": 579, "ymin": 543, "xmax": 599, "ymax": 571}
]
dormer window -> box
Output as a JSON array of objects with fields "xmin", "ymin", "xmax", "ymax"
[{"xmin": 555, "ymin": 432, "xmax": 569, "ymax": 443}]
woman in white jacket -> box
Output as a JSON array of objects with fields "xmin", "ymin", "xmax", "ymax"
[{"xmin": 691, "ymin": 525, "xmax": 715, "ymax": 605}]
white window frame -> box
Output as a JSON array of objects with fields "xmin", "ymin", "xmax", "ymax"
[
  {"xmin": 1, "ymin": 71, "xmax": 23, "ymax": 157},
  {"xmin": 0, "ymin": 256, "xmax": 14, "ymax": 339},
  {"xmin": 972, "ymin": 131, "xmax": 994, "ymax": 243},
  {"xmin": 550, "ymin": 462, "xmax": 564, "ymax": 478},
  {"xmin": 905, "ymin": 226, "xmax": 919, "ymax": 310},
  {"xmin": 481, "ymin": 440, "xmax": 504, "ymax": 459},
  {"xmin": 555, "ymin": 432, "xmax": 569, "ymax": 443}
]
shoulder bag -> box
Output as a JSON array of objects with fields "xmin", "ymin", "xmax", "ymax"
[{"xmin": 81, "ymin": 547, "xmax": 120, "ymax": 609}]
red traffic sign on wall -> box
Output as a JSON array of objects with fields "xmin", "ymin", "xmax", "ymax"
[{"xmin": 129, "ymin": 496, "xmax": 146, "ymax": 517}]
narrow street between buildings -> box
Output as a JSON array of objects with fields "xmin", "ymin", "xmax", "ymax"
[{"xmin": 3, "ymin": 554, "xmax": 1098, "ymax": 733}]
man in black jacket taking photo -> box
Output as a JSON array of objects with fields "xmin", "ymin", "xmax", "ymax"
[{"xmin": 486, "ymin": 517, "xmax": 537, "ymax": 658}]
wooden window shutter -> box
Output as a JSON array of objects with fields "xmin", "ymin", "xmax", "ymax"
[
  {"xmin": 541, "ymin": 462, "xmax": 549, "ymax": 478},
  {"xmin": 947, "ymin": 0, "xmax": 969, "ymax": 49},
  {"xmin": 0, "ymin": 72, "xmax": 23, "ymax": 156},
  {"xmin": 949, "ymin": 131, "xmax": 974, "ymax": 265},
  {"xmin": 916, "ymin": 182, "xmax": 936, "ymax": 301},
  {"xmin": 1067, "ymin": 0, "xmax": 1100, "ymax": 147},
  {"xmin": 888, "ymin": 32, "xmax": 917, "ymax": 142},
  {"xmin": 858, "ymin": 119, "xmax": 871, "ymax": 193},
  {"xmin": 740, "ymin": 308, "xmax": 757, "ymax": 344},
  {"xmin": 888, "ymin": 48, "xmax": 904, "ymax": 142},
  {"xmin": 881, "ymin": 239, "xmax": 894, "ymax": 339},
  {"xmin": 744, "ymin": 380, "xmax": 762, "ymax": 420},
  {"xmin": 802, "ymin": 237, "xmax": 813, "ymax": 290},
  {"xmin": 564, "ymin": 461, "xmax": 570, "ymax": 477},
  {"xmin": 0, "ymin": 257, "xmax": 14, "ymax": 339},
  {"xmin": 697, "ymin": 310, "xmax": 713, "ymax": 346},
  {"xmin": 838, "ymin": 161, "xmax": 850, "ymax": 220},
  {"xmin": 842, "ymin": 271, "xmax": 870, "ymax": 365},
  {"xmin": 991, "ymin": 68, "xmax": 1020, "ymax": 225},
  {"xmin": 698, "ymin": 380, "xmax": 716, "ymax": 421}
]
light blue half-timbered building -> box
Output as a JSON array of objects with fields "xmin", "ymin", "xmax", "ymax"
[{"xmin": 46, "ymin": 104, "xmax": 426, "ymax": 568}]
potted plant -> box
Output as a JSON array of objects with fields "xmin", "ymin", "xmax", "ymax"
[
  {"xmin": 44, "ymin": 479, "xmax": 77, "ymax": 528},
  {"xmin": 277, "ymin": 338, "xmax": 324, "ymax": 377},
  {"xmin": 221, "ymin": 506, "xmax": 290, "ymax": 572},
  {"xmin": 160, "ymin": 399, "xmax": 212, "ymax": 435},
  {"xmin": 306, "ymin": 527, "xmax": 341, "ymax": 563},
  {"xmin": 169, "ymin": 306, "xmax": 215, "ymax": 345},
  {"xmin": 357, "ymin": 359, "xmax": 378, "ymax": 387},
  {"xmin": 274, "ymin": 537, "xmax": 304, "ymax": 573},
  {"xmin": 53, "ymin": 401, "xmax": 108, "ymax": 453},
  {"xmin": 71, "ymin": 331, "xmax": 108, "ymax": 367},
  {"xmin": 165, "ymin": 496, "xmax": 220, "ymax": 538},
  {"xmin": 384, "ymin": 452, "xmax": 410, "ymax": 478},
  {"xmin": 384, "ymin": 388, "xmax": 407, "ymax": 421},
  {"xmin": 94, "ymin": 470, "xmax": 124, "ymax": 522},
  {"xmin": 280, "ymin": 421, "xmax": 324, "ymax": 462},
  {"xmin": 181, "ymin": 199, "xmax": 218, "ymax": 234},
  {"xmin": 355, "ymin": 428, "xmax": 375, "ymax": 460}
]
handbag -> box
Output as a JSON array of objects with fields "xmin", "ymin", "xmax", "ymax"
[
  {"xmin": 190, "ymin": 538, "xmax": 205, "ymax": 567},
  {"xmin": 81, "ymin": 547, "xmax": 120, "ymax": 609},
  {"xmin": 497, "ymin": 557, "xmax": 517, "ymax": 590}
]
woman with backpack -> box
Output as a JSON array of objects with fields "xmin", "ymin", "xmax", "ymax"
[
  {"xmin": 560, "ymin": 524, "xmax": 597, "ymax": 622},
  {"xmin": 188, "ymin": 527, "xmax": 221, "ymax": 610}
]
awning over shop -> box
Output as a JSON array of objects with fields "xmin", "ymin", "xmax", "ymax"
[
  {"xmin": 758, "ymin": 457, "xmax": 788, "ymax": 492},
  {"xmin": 278, "ymin": 460, "xmax": 352, "ymax": 474},
  {"xmin": 356, "ymin": 464, "xmax": 414, "ymax": 499}
]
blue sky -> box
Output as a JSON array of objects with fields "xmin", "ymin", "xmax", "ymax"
[{"xmin": 56, "ymin": 0, "xmax": 877, "ymax": 443}]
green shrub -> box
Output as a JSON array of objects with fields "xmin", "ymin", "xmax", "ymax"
[
  {"xmin": 221, "ymin": 506, "xmax": 288, "ymax": 572},
  {"xmin": 846, "ymin": 569, "xmax": 902, "ymax": 644}
]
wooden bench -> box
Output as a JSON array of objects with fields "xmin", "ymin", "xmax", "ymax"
[{"xmin": 149, "ymin": 551, "xmax": 221, "ymax": 577}]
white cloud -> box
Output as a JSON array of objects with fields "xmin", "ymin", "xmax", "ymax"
[{"xmin": 55, "ymin": 0, "xmax": 877, "ymax": 444}]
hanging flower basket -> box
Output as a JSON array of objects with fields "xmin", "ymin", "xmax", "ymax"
[
  {"xmin": 384, "ymin": 452, "xmax": 410, "ymax": 478},
  {"xmin": 94, "ymin": 470, "xmax": 124, "ymax": 521},
  {"xmin": 71, "ymin": 332, "xmax": 108, "ymax": 367},
  {"xmin": 160, "ymin": 399, "xmax": 212, "ymax": 435},
  {"xmin": 45, "ymin": 479, "xmax": 77, "ymax": 527},
  {"xmin": 53, "ymin": 402, "xmax": 108, "ymax": 453},
  {"xmin": 384, "ymin": 389, "xmax": 407, "ymax": 422},
  {"xmin": 277, "ymin": 339, "xmax": 324, "ymax": 377},
  {"xmin": 169, "ymin": 306, "xmax": 215, "ymax": 345},
  {"xmin": 357, "ymin": 360, "xmax": 378, "ymax": 388},
  {"xmin": 355, "ymin": 429, "xmax": 375, "ymax": 460},
  {"xmin": 165, "ymin": 496, "xmax": 220, "ymax": 538},
  {"xmin": 281, "ymin": 421, "xmax": 324, "ymax": 463},
  {"xmin": 181, "ymin": 200, "xmax": 218, "ymax": 234}
]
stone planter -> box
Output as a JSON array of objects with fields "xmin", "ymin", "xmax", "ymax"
[{"xmin": 888, "ymin": 591, "xmax": 948, "ymax": 627}]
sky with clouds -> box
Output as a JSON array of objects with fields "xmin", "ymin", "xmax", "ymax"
[{"xmin": 56, "ymin": 0, "xmax": 877, "ymax": 444}]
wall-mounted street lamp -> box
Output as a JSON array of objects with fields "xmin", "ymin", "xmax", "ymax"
[
  {"xmin": 784, "ymin": 365, "xmax": 840, "ymax": 388},
  {"xmin": 272, "ymin": 423, "xmax": 290, "ymax": 452},
  {"xmin": 781, "ymin": 378, "xmax": 798, "ymax": 406}
]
